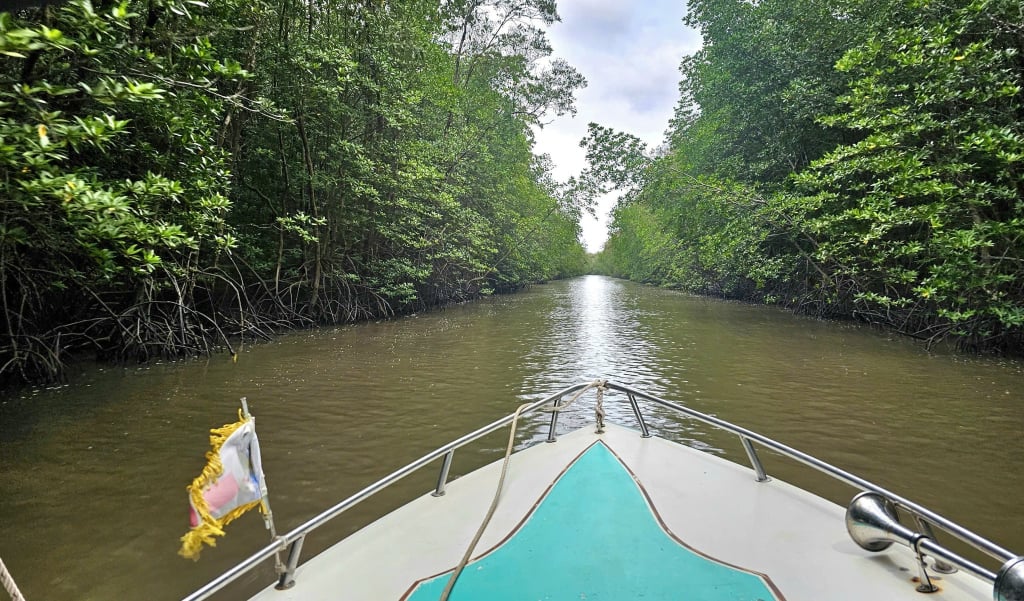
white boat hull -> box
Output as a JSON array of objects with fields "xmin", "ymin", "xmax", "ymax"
[{"xmin": 251, "ymin": 422, "xmax": 992, "ymax": 600}]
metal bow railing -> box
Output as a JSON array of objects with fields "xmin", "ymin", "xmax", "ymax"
[{"xmin": 182, "ymin": 380, "xmax": 1019, "ymax": 601}]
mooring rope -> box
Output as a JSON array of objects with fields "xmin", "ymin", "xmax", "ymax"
[
  {"xmin": 439, "ymin": 379, "xmax": 608, "ymax": 601},
  {"xmin": 0, "ymin": 556, "xmax": 26, "ymax": 601}
]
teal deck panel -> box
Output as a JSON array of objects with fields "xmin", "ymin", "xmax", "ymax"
[{"xmin": 406, "ymin": 442, "xmax": 779, "ymax": 600}]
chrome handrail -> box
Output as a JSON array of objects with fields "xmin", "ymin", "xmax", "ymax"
[
  {"xmin": 182, "ymin": 380, "xmax": 1017, "ymax": 600},
  {"xmin": 181, "ymin": 383, "xmax": 593, "ymax": 601},
  {"xmin": 600, "ymin": 381, "xmax": 1019, "ymax": 587},
  {"xmin": 600, "ymin": 382, "xmax": 1016, "ymax": 565}
]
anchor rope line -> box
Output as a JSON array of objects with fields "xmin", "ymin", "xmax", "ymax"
[
  {"xmin": 0, "ymin": 556, "xmax": 26, "ymax": 601},
  {"xmin": 439, "ymin": 380, "xmax": 608, "ymax": 601}
]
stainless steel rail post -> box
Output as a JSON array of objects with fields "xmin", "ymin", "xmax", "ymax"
[
  {"xmin": 917, "ymin": 538, "xmax": 995, "ymax": 582},
  {"xmin": 913, "ymin": 515, "xmax": 957, "ymax": 574},
  {"xmin": 275, "ymin": 535, "xmax": 305, "ymax": 590},
  {"xmin": 739, "ymin": 436, "xmax": 770, "ymax": 482},
  {"xmin": 546, "ymin": 395, "xmax": 563, "ymax": 443},
  {"xmin": 626, "ymin": 392, "xmax": 652, "ymax": 438},
  {"xmin": 432, "ymin": 450, "xmax": 455, "ymax": 497}
]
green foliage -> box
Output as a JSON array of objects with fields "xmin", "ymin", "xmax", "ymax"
[
  {"xmin": 0, "ymin": 0, "xmax": 586, "ymax": 384},
  {"xmin": 592, "ymin": 0, "xmax": 1023, "ymax": 353},
  {"xmin": 678, "ymin": 0, "xmax": 899, "ymax": 185},
  {"xmin": 1, "ymin": 0, "xmax": 242, "ymax": 381},
  {"xmin": 793, "ymin": 0, "xmax": 1024, "ymax": 346}
]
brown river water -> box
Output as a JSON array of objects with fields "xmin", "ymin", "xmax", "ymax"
[{"xmin": 1, "ymin": 275, "xmax": 1022, "ymax": 600}]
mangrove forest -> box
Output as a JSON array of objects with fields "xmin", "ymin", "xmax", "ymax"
[
  {"xmin": 3, "ymin": 0, "xmax": 1023, "ymax": 386},
  {"xmin": 0, "ymin": 0, "xmax": 588, "ymax": 385},
  {"xmin": 587, "ymin": 0, "xmax": 1023, "ymax": 354}
]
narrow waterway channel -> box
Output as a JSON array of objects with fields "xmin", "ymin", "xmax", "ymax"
[{"xmin": 1, "ymin": 275, "xmax": 1022, "ymax": 600}]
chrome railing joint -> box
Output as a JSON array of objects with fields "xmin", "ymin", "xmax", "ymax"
[
  {"xmin": 626, "ymin": 392, "xmax": 652, "ymax": 438},
  {"xmin": 739, "ymin": 436, "xmax": 770, "ymax": 482},
  {"xmin": 432, "ymin": 450, "xmax": 455, "ymax": 497},
  {"xmin": 546, "ymin": 394, "xmax": 563, "ymax": 443},
  {"xmin": 274, "ymin": 535, "xmax": 305, "ymax": 590}
]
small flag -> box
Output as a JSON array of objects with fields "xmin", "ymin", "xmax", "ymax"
[{"xmin": 179, "ymin": 409, "xmax": 269, "ymax": 560}]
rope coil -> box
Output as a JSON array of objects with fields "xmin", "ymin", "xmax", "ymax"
[{"xmin": 439, "ymin": 380, "xmax": 607, "ymax": 601}]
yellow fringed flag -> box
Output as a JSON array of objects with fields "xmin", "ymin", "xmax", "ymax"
[{"xmin": 179, "ymin": 410, "xmax": 269, "ymax": 560}]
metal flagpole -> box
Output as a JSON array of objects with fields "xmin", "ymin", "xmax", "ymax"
[{"xmin": 239, "ymin": 398, "xmax": 284, "ymax": 574}]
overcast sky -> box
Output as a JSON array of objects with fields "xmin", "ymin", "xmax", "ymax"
[{"xmin": 532, "ymin": 0, "xmax": 702, "ymax": 252}]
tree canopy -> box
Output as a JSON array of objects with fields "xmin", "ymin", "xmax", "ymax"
[
  {"xmin": 590, "ymin": 0, "xmax": 1023, "ymax": 354},
  {"xmin": 0, "ymin": 0, "xmax": 587, "ymax": 384}
]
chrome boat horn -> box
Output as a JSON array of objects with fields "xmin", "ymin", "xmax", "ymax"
[{"xmin": 846, "ymin": 491, "xmax": 1024, "ymax": 599}]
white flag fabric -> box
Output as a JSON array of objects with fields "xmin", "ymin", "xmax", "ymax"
[{"xmin": 180, "ymin": 413, "xmax": 268, "ymax": 559}]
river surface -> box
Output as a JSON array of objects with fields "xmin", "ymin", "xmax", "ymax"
[{"xmin": 1, "ymin": 275, "xmax": 1022, "ymax": 600}]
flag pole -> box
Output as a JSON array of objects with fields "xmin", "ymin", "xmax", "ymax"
[{"xmin": 239, "ymin": 398, "xmax": 284, "ymax": 573}]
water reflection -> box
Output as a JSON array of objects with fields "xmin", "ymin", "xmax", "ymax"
[{"xmin": 517, "ymin": 276, "xmax": 710, "ymax": 448}]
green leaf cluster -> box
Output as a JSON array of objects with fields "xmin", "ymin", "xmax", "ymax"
[
  {"xmin": 0, "ymin": 0, "xmax": 587, "ymax": 384},
  {"xmin": 590, "ymin": 0, "xmax": 1023, "ymax": 353}
]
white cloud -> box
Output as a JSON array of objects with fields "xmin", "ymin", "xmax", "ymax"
[
  {"xmin": 558, "ymin": 0, "xmax": 636, "ymax": 46},
  {"xmin": 533, "ymin": 0, "xmax": 701, "ymax": 252}
]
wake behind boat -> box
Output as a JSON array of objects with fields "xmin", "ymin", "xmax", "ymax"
[{"xmin": 182, "ymin": 380, "xmax": 1023, "ymax": 601}]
